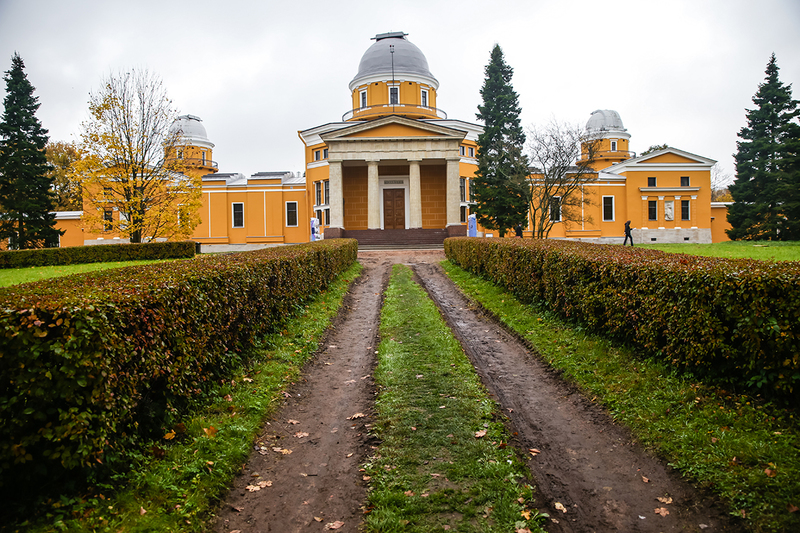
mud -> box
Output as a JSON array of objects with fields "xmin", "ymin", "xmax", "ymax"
[{"xmin": 213, "ymin": 250, "xmax": 741, "ymax": 533}]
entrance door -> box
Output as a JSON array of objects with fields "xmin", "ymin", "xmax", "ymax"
[{"xmin": 383, "ymin": 189, "xmax": 405, "ymax": 229}]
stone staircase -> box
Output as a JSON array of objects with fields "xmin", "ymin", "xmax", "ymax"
[{"xmin": 342, "ymin": 228, "xmax": 448, "ymax": 247}]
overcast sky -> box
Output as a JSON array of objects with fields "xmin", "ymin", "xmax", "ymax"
[{"xmin": 1, "ymin": 0, "xmax": 799, "ymax": 183}]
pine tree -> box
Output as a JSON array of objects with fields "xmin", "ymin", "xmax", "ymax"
[
  {"xmin": 728, "ymin": 54, "xmax": 800, "ymax": 240},
  {"xmin": 0, "ymin": 53, "xmax": 60, "ymax": 248},
  {"xmin": 472, "ymin": 44, "xmax": 529, "ymax": 238}
]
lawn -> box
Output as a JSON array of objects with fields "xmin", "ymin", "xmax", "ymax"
[
  {"xmin": 0, "ymin": 259, "xmax": 181, "ymax": 287},
  {"xmin": 639, "ymin": 240, "xmax": 800, "ymax": 261}
]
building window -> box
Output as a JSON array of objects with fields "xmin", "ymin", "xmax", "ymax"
[
  {"xmin": 421, "ymin": 89, "xmax": 428, "ymax": 107},
  {"xmin": 232, "ymin": 203, "xmax": 244, "ymax": 228},
  {"xmin": 286, "ymin": 201, "xmax": 298, "ymax": 227},
  {"xmin": 314, "ymin": 150, "xmax": 321, "ymax": 161},
  {"xmin": 681, "ymin": 200, "xmax": 690, "ymax": 221},
  {"xmin": 681, "ymin": 176, "xmax": 690, "ymax": 187},
  {"xmin": 315, "ymin": 182, "xmax": 322, "ymax": 206},
  {"xmin": 610, "ymin": 140, "xmax": 617, "ymax": 151},
  {"xmin": 360, "ymin": 89, "xmax": 367, "ymax": 108},
  {"xmin": 460, "ymin": 205, "xmax": 467, "ymax": 223},
  {"xmin": 460, "ymin": 146, "xmax": 465, "ymax": 156},
  {"xmin": 468, "ymin": 146, "xmax": 475, "ymax": 158},
  {"xmin": 177, "ymin": 149, "xmax": 183, "ymax": 160},
  {"xmin": 324, "ymin": 208, "xmax": 330, "ymax": 225},
  {"xmin": 389, "ymin": 86, "xmax": 398, "ymax": 104},
  {"xmin": 324, "ymin": 180, "xmax": 329, "ymax": 204},
  {"xmin": 602, "ymin": 196, "xmax": 614, "ymax": 221},
  {"xmin": 648, "ymin": 200, "xmax": 657, "ymax": 221},
  {"xmin": 103, "ymin": 208, "xmax": 113, "ymax": 231},
  {"xmin": 315, "ymin": 209, "xmax": 322, "ymax": 224},
  {"xmin": 549, "ymin": 196, "xmax": 561, "ymax": 222},
  {"xmin": 647, "ymin": 177, "xmax": 656, "ymax": 187},
  {"xmin": 323, "ymin": 148, "xmax": 328, "ymax": 159},
  {"xmin": 469, "ymin": 180, "xmax": 475, "ymax": 202},
  {"xmin": 460, "ymin": 177, "xmax": 466, "ymax": 203}
]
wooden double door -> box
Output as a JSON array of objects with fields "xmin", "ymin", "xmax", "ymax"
[{"xmin": 383, "ymin": 189, "xmax": 406, "ymax": 229}]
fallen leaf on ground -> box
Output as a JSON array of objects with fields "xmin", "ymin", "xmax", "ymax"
[
  {"xmin": 287, "ymin": 419, "xmax": 299, "ymax": 425},
  {"xmin": 272, "ymin": 447, "xmax": 292, "ymax": 454},
  {"xmin": 362, "ymin": 475, "xmax": 371, "ymax": 481},
  {"xmin": 554, "ymin": 502, "xmax": 567, "ymax": 513},
  {"xmin": 229, "ymin": 530, "xmax": 242, "ymax": 533},
  {"xmin": 314, "ymin": 516, "xmax": 323, "ymax": 522},
  {"xmin": 246, "ymin": 484, "xmax": 261, "ymax": 492},
  {"xmin": 347, "ymin": 413, "xmax": 365, "ymax": 420},
  {"xmin": 346, "ymin": 453, "xmax": 353, "ymax": 458},
  {"xmin": 404, "ymin": 490, "xmax": 414, "ymax": 496},
  {"xmin": 641, "ymin": 475, "xmax": 649, "ymax": 483},
  {"xmin": 282, "ymin": 391, "xmax": 291, "ymax": 398},
  {"xmin": 788, "ymin": 504, "xmax": 799, "ymax": 513},
  {"xmin": 655, "ymin": 507, "xmax": 670, "ymax": 517},
  {"xmin": 699, "ymin": 525, "xmax": 709, "ymax": 529},
  {"xmin": 139, "ymin": 507, "xmax": 147, "ymax": 515},
  {"xmin": 243, "ymin": 377, "xmax": 253, "ymax": 382},
  {"xmin": 529, "ymin": 448, "xmax": 541, "ymax": 456},
  {"xmin": 163, "ymin": 430, "xmax": 175, "ymax": 440},
  {"xmin": 232, "ymin": 506, "xmax": 243, "ymax": 512},
  {"xmin": 258, "ymin": 480, "xmax": 272, "ymax": 488},
  {"xmin": 325, "ymin": 521, "xmax": 344, "ymax": 530},
  {"xmin": 475, "ymin": 429, "xmax": 487, "ymax": 438},
  {"xmin": 521, "ymin": 509, "xmax": 531, "ymax": 519},
  {"xmin": 223, "ymin": 394, "xmax": 233, "ymax": 402},
  {"xmin": 764, "ymin": 468, "xmax": 777, "ymax": 477},
  {"xmin": 656, "ymin": 496, "xmax": 673, "ymax": 504},
  {"xmin": 516, "ymin": 529, "xmax": 532, "ymax": 533},
  {"xmin": 203, "ymin": 426, "xmax": 218, "ymax": 438},
  {"xmin": 294, "ymin": 431, "xmax": 309, "ymax": 438},
  {"xmin": 344, "ymin": 380, "xmax": 356, "ymax": 384},
  {"xmin": 416, "ymin": 374, "xmax": 423, "ymax": 379}
]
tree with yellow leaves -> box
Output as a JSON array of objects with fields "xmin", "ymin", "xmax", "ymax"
[{"xmin": 75, "ymin": 69, "xmax": 201, "ymax": 243}]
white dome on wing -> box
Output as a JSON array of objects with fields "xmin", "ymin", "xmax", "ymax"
[
  {"xmin": 349, "ymin": 32, "xmax": 438, "ymax": 90},
  {"xmin": 586, "ymin": 109, "xmax": 626, "ymax": 133},
  {"xmin": 170, "ymin": 114, "xmax": 214, "ymax": 148}
]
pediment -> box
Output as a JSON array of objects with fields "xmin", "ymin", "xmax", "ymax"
[
  {"xmin": 638, "ymin": 151, "xmax": 708, "ymax": 165},
  {"xmin": 321, "ymin": 116, "xmax": 466, "ymax": 142},
  {"xmin": 605, "ymin": 147, "xmax": 716, "ymax": 174}
]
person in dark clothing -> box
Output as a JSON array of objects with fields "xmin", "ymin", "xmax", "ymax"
[
  {"xmin": 515, "ymin": 223, "xmax": 523, "ymax": 238},
  {"xmin": 623, "ymin": 220, "xmax": 633, "ymax": 246}
]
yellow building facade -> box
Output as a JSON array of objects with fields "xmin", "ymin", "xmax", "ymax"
[{"xmin": 53, "ymin": 33, "xmax": 730, "ymax": 248}]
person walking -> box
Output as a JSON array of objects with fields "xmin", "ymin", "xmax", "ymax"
[
  {"xmin": 515, "ymin": 223, "xmax": 523, "ymax": 238},
  {"xmin": 623, "ymin": 220, "xmax": 634, "ymax": 246}
]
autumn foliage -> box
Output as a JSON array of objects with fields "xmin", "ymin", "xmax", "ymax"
[
  {"xmin": 0, "ymin": 239, "xmax": 357, "ymax": 483},
  {"xmin": 445, "ymin": 237, "xmax": 800, "ymax": 403}
]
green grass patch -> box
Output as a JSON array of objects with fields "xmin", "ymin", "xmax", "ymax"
[
  {"xmin": 0, "ymin": 259, "xmax": 181, "ymax": 287},
  {"xmin": 364, "ymin": 264, "xmax": 545, "ymax": 533},
  {"xmin": 441, "ymin": 260, "xmax": 800, "ymax": 533},
  {"xmin": 639, "ymin": 240, "xmax": 800, "ymax": 261},
  {"xmin": 11, "ymin": 262, "xmax": 362, "ymax": 533}
]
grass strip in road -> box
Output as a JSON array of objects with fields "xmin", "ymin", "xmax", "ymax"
[
  {"xmin": 441, "ymin": 259, "xmax": 800, "ymax": 533},
  {"xmin": 364, "ymin": 264, "xmax": 546, "ymax": 533},
  {"xmin": 16, "ymin": 262, "xmax": 362, "ymax": 533}
]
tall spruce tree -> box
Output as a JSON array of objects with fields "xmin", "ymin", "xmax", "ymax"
[
  {"xmin": 472, "ymin": 44, "xmax": 529, "ymax": 237},
  {"xmin": 0, "ymin": 53, "xmax": 60, "ymax": 248},
  {"xmin": 727, "ymin": 53, "xmax": 800, "ymax": 240}
]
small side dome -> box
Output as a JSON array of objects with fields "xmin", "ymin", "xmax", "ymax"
[
  {"xmin": 170, "ymin": 114, "xmax": 214, "ymax": 149},
  {"xmin": 349, "ymin": 32, "xmax": 438, "ymax": 91},
  {"xmin": 586, "ymin": 110, "xmax": 626, "ymax": 133}
]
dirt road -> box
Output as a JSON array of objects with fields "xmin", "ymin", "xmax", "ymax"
[{"xmin": 213, "ymin": 250, "xmax": 740, "ymax": 533}]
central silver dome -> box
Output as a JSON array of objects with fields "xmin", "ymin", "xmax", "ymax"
[
  {"xmin": 349, "ymin": 32, "xmax": 438, "ymax": 91},
  {"xmin": 586, "ymin": 110, "xmax": 626, "ymax": 133}
]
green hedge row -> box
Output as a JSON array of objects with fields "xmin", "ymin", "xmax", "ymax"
[
  {"xmin": 0, "ymin": 240, "xmax": 196, "ymax": 269},
  {"xmin": 0, "ymin": 239, "xmax": 358, "ymax": 481},
  {"xmin": 445, "ymin": 237, "xmax": 800, "ymax": 403}
]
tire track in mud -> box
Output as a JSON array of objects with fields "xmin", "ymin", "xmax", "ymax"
[{"xmin": 412, "ymin": 260, "xmax": 742, "ymax": 533}]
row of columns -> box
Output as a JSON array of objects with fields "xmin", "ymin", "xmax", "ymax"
[{"xmin": 327, "ymin": 158, "xmax": 462, "ymax": 231}]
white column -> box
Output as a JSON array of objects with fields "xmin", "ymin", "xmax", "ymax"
[
  {"xmin": 329, "ymin": 160, "xmax": 344, "ymax": 229},
  {"xmin": 409, "ymin": 159, "xmax": 422, "ymax": 229},
  {"xmin": 446, "ymin": 157, "xmax": 460, "ymax": 227},
  {"xmin": 367, "ymin": 160, "xmax": 380, "ymax": 230}
]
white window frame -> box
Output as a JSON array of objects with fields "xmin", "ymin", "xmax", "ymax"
[
  {"xmin": 324, "ymin": 180, "xmax": 329, "ymax": 204},
  {"xmin": 360, "ymin": 89, "xmax": 367, "ymax": 108},
  {"xmin": 421, "ymin": 88, "xmax": 428, "ymax": 107},
  {"xmin": 314, "ymin": 150, "xmax": 321, "ymax": 162},
  {"xmin": 647, "ymin": 176, "xmax": 657, "ymax": 187},
  {"xmin": 681, "ymin": 199, "xmax": 690, "ymax": 221},
  {"xmin": 460, "ymin": 146, "xmax": 465, "ymax": 156},
  {"xmin": 549, "ymin": 196, "xmax": 562, "ymax": 222},
  {"xmin": 681, "ymin": 176, "xmax": 690, "ymax": 187},
  {"xmin": 315, "ymin": 182, "xmax": 322, "ymax": 206},
  {"xmin": 324, "ymin": 208, "xmax": 330, "ymax": 226},
  {"xmin": 468, "ymin": 146, "xmax": 475, "ymax": 158},
  {"xmin": 610, "ymin": 140, "xmax": 617, "ymax": 152},
  {"xmin": 232, "ymin": 202, "xmax": 244, "ymax": 228},
  {"xmin": 285, "ymin": 201, "xmax": 298, "ymax": 227},
  {"xmin": 323, "ymin": 148, "xmax": 328, "ymax": 159},
  {"xmin": 602, "ymin": 195, "xmax": 615, "ymax": 222},
  {"xmin": 388, "ymin": 84, "xmax": 399, "ymax": 105},
  {"xmin": 648, "ymin": 200, "xmax": 658, "ymax": 221}
]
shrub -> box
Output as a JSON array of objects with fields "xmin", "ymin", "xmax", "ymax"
[
  {"xmin": 0, "ymin": 239, "xmax": 357, "ymax": 484},
  {"xmin": 0, "ymin": 240, "xmax": 196, "ymax": 269},
  {"xmin": 445, "ymin": 237, "xmax": 800, "ymax": 403}
]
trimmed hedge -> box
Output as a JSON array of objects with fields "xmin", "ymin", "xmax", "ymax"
[
  {"xmin": 0, "ymin": 240, "xmax": 196, "ymax": 269},
  {"xmin": 0, "ymin": 239, "xmax": 357, "ymax": 481},
  {"xmin": 445, "ymin": 237, "xmax": 800, "ymax": 403}
]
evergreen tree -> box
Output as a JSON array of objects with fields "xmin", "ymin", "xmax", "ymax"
[
  {"xmin": 728, "ymin": 54, "xmax": 800, "ymax": 240},
  {"xmin": 472, "ymin": 44, "xmax": 529, "ymax": 238},
  {"xmin": 0, "ymin": 53, "xmax": 60, "ymax": 248}
]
